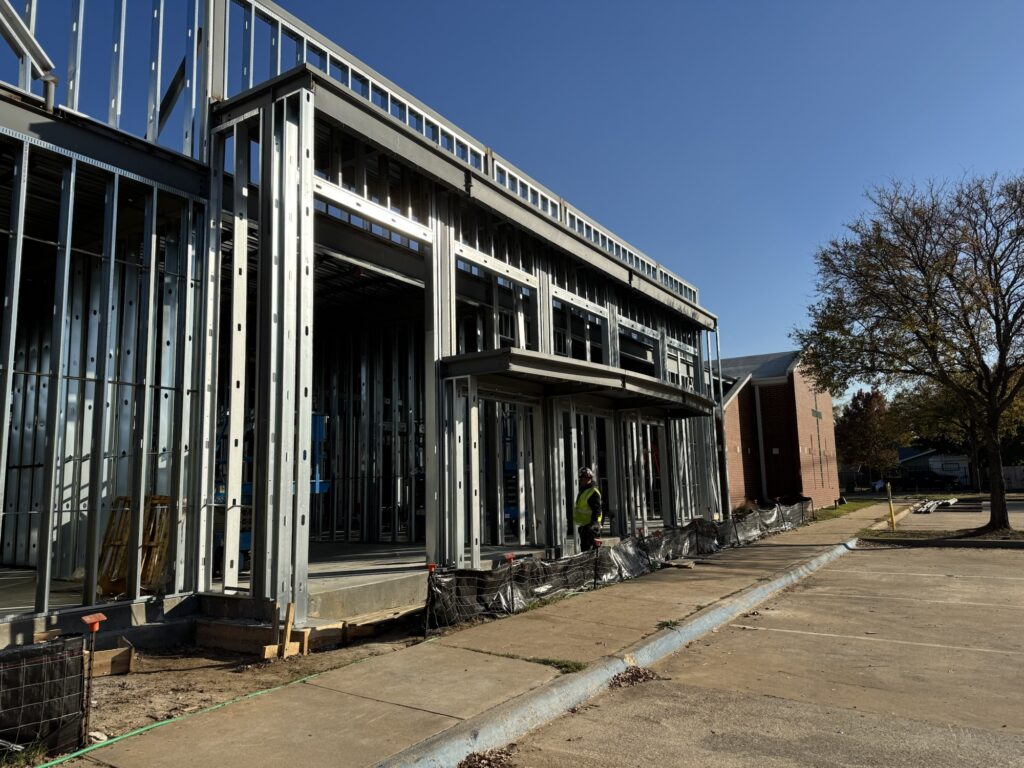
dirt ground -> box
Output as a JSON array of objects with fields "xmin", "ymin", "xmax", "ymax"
[{"xmin": 82, "ymin": 630, "xmax": 419, "ymax": 742}]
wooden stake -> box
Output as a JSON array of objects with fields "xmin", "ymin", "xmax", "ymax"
[{"xmin": 279, "ymin": 602, "xmax": 295, "ymax": 659}]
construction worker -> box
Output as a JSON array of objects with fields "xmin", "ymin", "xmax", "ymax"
[{"xmin": 574, "ymin": 467, "xmax": 603, "ymax": 552}]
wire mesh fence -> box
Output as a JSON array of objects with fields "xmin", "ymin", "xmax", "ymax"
[{"xmin": 0, "ymin": 635, "xmax": 85, "ymax": 759}]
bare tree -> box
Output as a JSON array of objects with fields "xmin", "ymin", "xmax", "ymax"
[{"xmin": 795, "ymin": 175, "xmax": 1024, "ymax": 530}]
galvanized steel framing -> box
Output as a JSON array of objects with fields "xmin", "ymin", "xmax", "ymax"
[{"xmin": 0, "ymin": 0, "xmax": 726, "ymax": 630}]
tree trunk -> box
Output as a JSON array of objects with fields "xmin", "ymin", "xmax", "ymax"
[
  {"xmin": 968, "ymin": 419, "xmax": 982, "ymax": 492},
  {"xmin": 983, "ymin": 431, "xmax": 1011, "ymax": 530}
]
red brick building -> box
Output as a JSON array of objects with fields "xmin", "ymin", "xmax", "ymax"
[{"xmin": 717, "ymin": 352, "xmax": 840, "ymax": 512}]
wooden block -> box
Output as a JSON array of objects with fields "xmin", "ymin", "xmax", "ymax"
[
  {"xmin": 260, "ymin": 641, "xmax": 300, "ymax": 660},
  {"xmin": 307, "ymin": 624, "xmax": 346, "ymax": 651},
  {"xmin": 279, "ymin": 602, "xmax": 295, "ymax": 659},
  {"xmin": 84, "ymin": 647, "xmax": 134, "ymax": 677},
  {"xmin": 195, "ymin": 619, "xmax": 273, "ymax": 655},
  {"xmin": 291, "ymin": 627, "xmax": 311, "ymax": 656},
  {"xmin": 33, "ymin": 629, "xmax": 62, "ymax": 643}
]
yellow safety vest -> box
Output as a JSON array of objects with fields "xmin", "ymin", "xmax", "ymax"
[{"xmin": 574, "ymin": 486, "xmax": 603, "ymax": 527}]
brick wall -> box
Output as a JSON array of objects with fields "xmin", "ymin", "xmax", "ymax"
[
  {"xmin": 721, "ymin": 382, "xmax": 762, "ymax": 511},
  {"xmin": 756, "ymin": 381, "xmax": 798, "ymax": 500},
  {"xmin": 792, "ymin": 368, "xmax": 841, "ymax": 509}
]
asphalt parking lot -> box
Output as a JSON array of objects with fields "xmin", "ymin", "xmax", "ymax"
[{"xmin": 513, "ymin": 546, "xmax": 1024, "ymax": 767}]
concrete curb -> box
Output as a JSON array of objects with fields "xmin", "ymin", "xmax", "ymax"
[
  {"xmin": 378, "ymin": 537, "xmax": 859, "ymax": 768},
  {"xmin": 859, "ymin": 537, "xmax": 1024, "ymax": 549},
  {"xmin": 866, "ymin": 504, "xmax": 914, "ymax": 531}
]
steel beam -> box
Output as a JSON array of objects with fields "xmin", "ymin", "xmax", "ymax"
[{"xmin": 0, "ymin": 0, "xmax": 53, "ymax": 79}]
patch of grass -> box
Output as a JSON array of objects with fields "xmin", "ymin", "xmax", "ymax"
[
  {"xmin": 656, "ymin": 619, "xmax": 679, "ymax": 630},
  {"xmin": 487, "ymin": 650, "xmax": 587, "ymax": 674},
  {"xmin": 815, "ymin": 499, "xmax": 885, "ymax": 521},
  {"xmin": 1, "ymin": 744, "xmax": 47, "ymax": 768},
  {"xmin": 533, "ymin": 657, "xmax": 588, "ymax": 674}
]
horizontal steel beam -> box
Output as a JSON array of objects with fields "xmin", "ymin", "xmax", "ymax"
[{"xmin": 0, "ymin": 91, "xmax": 206, "ymax": 198}]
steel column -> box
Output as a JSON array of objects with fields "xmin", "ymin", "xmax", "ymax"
[
  {"xmin": 467, "ymin": 377, "xmax": 480, "ymax": 569},
  {"xmin": 182, "ymin": 0, "xmax": 200, "ymax": 155},
  {"xmin": 515, "ymin": 406, "xmax": 527, "ymax": 545},
  {"xmin": 65, "ymin": 0, "xmax": 84, "ymax": 111},
  {"xmin": 145, "ymin": 0, "xmax": 165, "ymax": 142},
  {"xmin": 34, "ymin": 159, "xmax": 75, "ymax": 613},
  {"xmin": 223, "ymin": 121, "xmax": 249, "ymax": 589},
  {"xmin": 271, "ymin": 95, "xmax": 299, "ymax": 614},
  {"xmin": 292, "ymin": 88, "xmax": 315, "ymax": 623},
  {"xmin": 168, "ymin": 202, "xmax": 196, "ymax": 595},
  {"xmin": 0, "ymin": 143, "xmax": 29, "ymax": 551},
  {"xmin": 127, "ymin": 187, "xmax": 159, "ymax": 599},
  {"xmin": 194, "ymin": 136, "xmax": 224, "ymax": 593},
  {"xmin": 714, "ymin": 328, "xmax": 731, "ymax": 516},
  {"xmin": 17, "ymin": 0, "xmax": 36, "ymax": 91},
  {"xmin": 83, "ymin": 176, "xmax": 119, "ymax": 605},
  {"xmin": 252, "ymin": 99, "xmax": 281, "ymax": 600}
]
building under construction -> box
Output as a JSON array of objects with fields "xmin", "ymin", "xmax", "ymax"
[{"xmin": 0, "ymin": 0, "xmax": 723, "ymax": 643}]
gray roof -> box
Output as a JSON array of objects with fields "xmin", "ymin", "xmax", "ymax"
[{"xmin": 718, "ymin": 351, "xmax": 800, "ymax": 383}]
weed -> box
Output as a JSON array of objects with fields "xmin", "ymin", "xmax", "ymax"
[
  {"xmin": 1, "ymin": 744, "xmax": 47, "ymax": 768},
  {"xmin": 533, "ymin": 657, "xmax": 587, "ymax": 674}
]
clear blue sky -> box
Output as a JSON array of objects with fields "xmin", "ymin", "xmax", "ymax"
[{"xmin": 273, "ymin": 0, "xmax": 1024, "ymax": 358}]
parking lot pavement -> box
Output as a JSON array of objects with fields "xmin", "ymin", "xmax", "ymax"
[{"xmin": 513, "ymin": 546, "xmax": 1024, "ymax": 768}]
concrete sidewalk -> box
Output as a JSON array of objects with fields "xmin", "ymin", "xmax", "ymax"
[{"xmin": 64, "ymin": 504, "xmax": 897, "ymax": 768}]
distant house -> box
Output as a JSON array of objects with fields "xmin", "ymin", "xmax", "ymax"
[
  {"xmin": 715, "ymin": 351, "xmax": 840, "ymax": 512},
  {"xmin": 893, "ymin": 447, "xmax": 970, "ymax": 490}
]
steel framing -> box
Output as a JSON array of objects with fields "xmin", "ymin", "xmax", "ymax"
[{"xmin": 0, "ymin": 0, "xmax": 726, "ymax": 633}]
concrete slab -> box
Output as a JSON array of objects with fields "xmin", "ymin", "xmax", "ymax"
[
  {"xmin": 655, "ymin": 549, "xmax": 1024, "ymax": 734},
  {"xmin": 541, "ymin": 591, "xmax": 707, "ymax": 632},
  {"xmin": 664, "ymin": 622, "xmax": 1024, "ymax": 733},
  {"xmin": 307, "ymin": 641, "xmax": 556, "ymax": 719},
  {"xmin": 826, "ymin": 547, "xmax": 1024, "ymax": 578},
  {"xmin": 742, "ymin": 591, "xmax": 1024, "ymax": 652},
  {"xmin": 438, "ymin": 611, "xmax": 642, "ymax": 663},
  {"xmin": 514, "ymin": 682, "xmax": 1024, "ymax": 768},
  {"xmin": 514, "ymin": 543, "xmax": 1024, "ymax": 768},
  {"xmin": 87, "ymin": 680, "xmax": 457, "ymax": 768}
]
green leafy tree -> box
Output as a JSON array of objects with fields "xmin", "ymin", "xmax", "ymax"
[
  {"xmin": 795, "ymin": 175, "xmax": 1024, "ymax": 530},
  {"xmin": 835, "ymin": 389, "xmax": 905, "ymax": 478}
]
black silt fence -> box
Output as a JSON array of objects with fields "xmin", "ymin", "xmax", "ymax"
[
  {"xmin": 0, "ymin": 635, "xmax": 85, "ymax": 758},
  {"xmin": 426, "ymin": 518, "xmax": 722, "ymax": 629}
]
